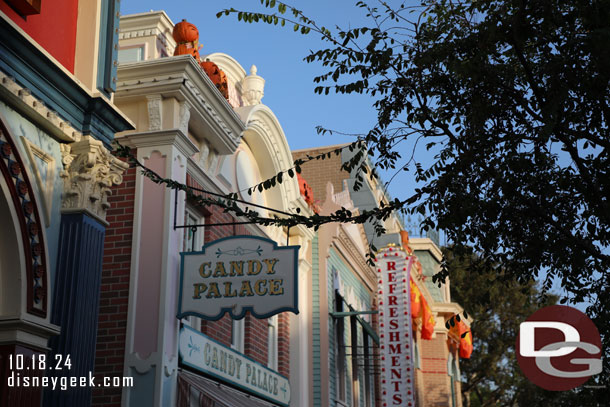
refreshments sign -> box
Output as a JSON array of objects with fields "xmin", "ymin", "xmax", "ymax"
[
  {"xmin": 375, "ymin": 245, "xmax": 416, "ymax": 406},
  {"xmin": 178, "ymin": 236, "xmax": 299, "ymax": 320},
  {"xmin": 179, "ymin": 325, "xmax": 291, "ymax": 406}
]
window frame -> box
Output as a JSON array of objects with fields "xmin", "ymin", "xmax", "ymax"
[
  {"xmin": 180, "ymin": 204, "xmax": 205, "ymax": 331},
  {"xmin": 231, "ymin": 318, "xmax": 245, "ymax": 353},
  {"xmin": 267, "ymin": 314, "xmax": 279, "ymax": 370}
]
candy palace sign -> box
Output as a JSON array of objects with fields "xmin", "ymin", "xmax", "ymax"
[
  {"xmin": 376, "ymin": 246, "xmax": 416, "ymax": 406},
  {"xmin": 179, "ymin": 325, "xmax": 291, "ymax": 406},
  {"xmin": 177, "ymin": 235, "xmax": 299, "ymax": 320}
]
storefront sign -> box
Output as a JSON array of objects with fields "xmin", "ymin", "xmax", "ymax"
[
  {"xmin": 179, "ymin": 325, "xmax": 291, "ymax": 406},
  {"xmin": 375, "ymin": 246, "xmax": 416, "ymax": 406},
  {"xmin": 178, "ymin": 235, "xmax": 299, "ymax": 320}
]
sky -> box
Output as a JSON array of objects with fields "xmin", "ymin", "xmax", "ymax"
[
  {"xmin": 121, "ymin": 0, "xmax": 434, "ymax": 234},
  {"xmin": 121, "ymin": 0, "xmax": 379, "ymax": 150}
]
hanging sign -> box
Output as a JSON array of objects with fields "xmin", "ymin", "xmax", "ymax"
[
  {"xmin": 375, "ymin": 245, "xmax": 416, "ymax": 406},
  {"xmin": 179, "ymin": 325, "xmax": 291, "ymax": 406},
  {"xmin": 178, "ymin": 235, "xmax": 299, "ymax": 320}
]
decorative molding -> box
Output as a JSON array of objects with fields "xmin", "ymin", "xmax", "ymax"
[
  {"xmin": 20, "ymin": 137, "xmax": 55, "ymax": 227},
  {"xmin": 0, "ymin": 122, "xmax": 48, "ymax": 317},
  {"xmin": 0, "ymin": 15, "xmax": 134, "ymax": 147},
  {"xmin": 0, "ymin": 318, "xmax": 60, "ymax": 351},
  {"xmin": 0, "ymin": 71, "xmax": 81, "ymax": 143},
  {"xmin": 115, "ymin": 56, "xmax": 244, "ymax": 155},
  {"xmin": 147, "ymin": 94, "xmax": 162, "ymax": 131},
  {"xmin": 336, "ymin": 227, "xmax": 376, "ymax": 290},
  {"xmin": 116, "ymin": 129, "xmax": 199, "ymax": 159},
  {"xmin": 178, "ymin": 100, "xmax": 191, "ymax": 135},
  {"xmin": 198, "ymin": 141, "xmax": 209, "ymax": 169},
  {"xmin": 60, "ymin": 136, "xmax": 129, "ymax": 223},
  {"xmin": 241, "ymin": 65, "xmax": 265, "ymax": 106},
  {"xmin": 208, "ymin": 149, "xmax": 219, "ymax": 175}
]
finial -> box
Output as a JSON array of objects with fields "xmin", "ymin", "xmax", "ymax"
[{"xmin": 250, "ymin": 65, "xmax": 258, "ymax": 75}]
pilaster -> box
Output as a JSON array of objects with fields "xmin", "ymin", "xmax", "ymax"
[
  {"xmin": 45, "ymin": 137, "xmax": 128, "ymax": 407},
  {"xmin": 117, "ymin": 130, "xmax": 197, "ymax": 407}
]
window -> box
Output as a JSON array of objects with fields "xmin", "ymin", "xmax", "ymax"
[
  {"xmin": 231, "ymin": 319, "xmax": 244, "ymax": 352},
  {"xmin": 181, "ymin": 205, "xmax": 204, "ymax": 331},
  {"xmin": 183, "ymin": 208, "xmax": 203, "ymax": 252},
  {"xmin": 267, "ymin": 315, "xmax": 278, "ymax": 370},
  {"xmin": 335, "ymin": 290, "xmax": 346, "ymax": 402},
  {"xmin": 118, "ymin": 46, "xmax": 144, "ymax": 63},
  {"xmin": 363, "ymin": 331, "xmax": 372, "ymax": 407}
]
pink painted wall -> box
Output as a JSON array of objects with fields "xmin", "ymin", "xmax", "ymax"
[{"xmin": 133, "ymin": 152, "xmax": 166, "ymax": 357}]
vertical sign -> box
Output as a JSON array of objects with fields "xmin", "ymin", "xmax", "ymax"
[{"xmin": 376, "ymin": 245, "xmax": 416, "ymax": 407}]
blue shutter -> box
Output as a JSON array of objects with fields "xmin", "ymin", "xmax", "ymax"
[{"xmin": 97, "ymin": 0, "xmax": 120, "ymax": 97}]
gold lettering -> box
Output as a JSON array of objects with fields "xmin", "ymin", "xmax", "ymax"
[
  {"xmin": 224, "ymin": 282, "xmax": 237, "ymax": 297},
  {"xmin": 193, "ymin": 283, "xmax": 207, "ymax": 299},
  {"xmin": 254, "ymin": 279, "xmax": 268, "ymax": 296},
  {"xmin": 213, "ymin": 262, "xmax": 227, "ymax": 277},
  {"xmin": 235, "ymin": 359, "xmax": 242, "ymax": 379},
  {"xmin": 212, "ymin": 348, "xmax": 218, "ymax": 369},
  {"xmin": 199, "ymin": 262, "xmax": 211, "ymax": 278},
  {"xmin": 220, "ymin": 350, "xmax": 227, "ymax": 373},
  {"xmin": 206, "ymin": 282, "xmax": 222, "ymax": 298},
  {"xmin": 230, "ymin": 261, "xmax": 244, "ymax": 276},
  {"xmin": 269, "ymin": 279, "xmax": 284, "ymax": 295},
  {"xmin": 263, "ymin": 258, "xmax": 279, "ymax": 274},
  {"xmin": 239, "ymin": 281, "xmax": 254, "ymax": 297},
  {"xmin": 247, "ymin": 260, "xmax": 262, "ymax": 275},
  {"xmin": 246, "ymin": 363, "xmax": 252, "ymax": 383},
  {"xmin": 204, "ymin": 343, "xmax": 211, "ymax": 365}
]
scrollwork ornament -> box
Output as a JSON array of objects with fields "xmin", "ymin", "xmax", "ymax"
[{"xmin": 60, "ymin": 136, "xmax": 128, "ymax": 221}]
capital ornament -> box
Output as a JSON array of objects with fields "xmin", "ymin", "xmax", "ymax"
[{"xmin": 60, "ymin": 136, "xmax": 129, "ymax": 222}]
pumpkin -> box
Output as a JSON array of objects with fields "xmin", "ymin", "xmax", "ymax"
[
  {"xmin": 173, "ymin": 19, "xmax": 201, "ymax": 61},
  {"xmin": 174, "ymin": 43, "xmax": 200, "ymax": 60},
  {"xmin": 199, "ymin": 60, "xmax": 229, "ymax": 99},
  {"xmin": 173, "ymin": 20, "xmax": 199, "ymax": 43}
]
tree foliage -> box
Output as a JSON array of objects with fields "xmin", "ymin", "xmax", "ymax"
[
  {"xmin": 447, "ymin": 247, "xmax": 608, "ymax": 406},
  {"xmin": 214, "ymin": 0, "xmax": 610, "ymax": 373}
]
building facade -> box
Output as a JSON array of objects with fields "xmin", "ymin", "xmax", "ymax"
[
  {"xmin": 93, "ymin": 11, "xmax": 314, "ymax": 407},
  {"xmin": 0, "ymin": 1, "xmax": 132, "ymax": 405},
  {"xmin": 293, "ymin": 145, "xmax": 472, "ymax": 407}
]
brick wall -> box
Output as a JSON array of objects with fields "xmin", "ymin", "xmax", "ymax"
[
  {"xmin": 189, "ymin": 175, "xmax": 290, "ymax": 377},
  {"xmin": 92, "ymin": 169, "xmax": 291, "ymax": 407},
  {"xmin": 419, "ymin": 332, "xmax": 451, "ymax": 407},
  {"xmin": 277, "ymin": 313, "xmax": 290, "ymax": 377},
  {"xmin": 92, "ymin": 161, "xmax": 136, "ymax": 407},
  {"xmin": 293, "ymin": 146, "xmax": 350, "ymax": 203}
]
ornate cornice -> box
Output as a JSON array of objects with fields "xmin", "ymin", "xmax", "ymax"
[
  {"xmin": 0, "ymin": 14, "xmax": 134, "ymax": 148},
  {"xmin": 336, "ymin": 226, "xmax": 376, "ymax": 291},
  {"xmin": 60, "ymin": 136, "xmax": 129, "ymax": 223},
  {"xmin": 115, "ymin": 56, "xmax": 244, "ymax": 155}
]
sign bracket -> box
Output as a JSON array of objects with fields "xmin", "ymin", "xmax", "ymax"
[{"xmin": 173, "ymin": 189, "xmax": 295, "ymax": 245}]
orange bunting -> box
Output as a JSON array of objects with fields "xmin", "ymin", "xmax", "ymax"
[
  {"xmin": 449, "ymin": 320, "xmax": 473, "ymax": 359},
  {"xmin": 420, "ymin": 295, "xmax": 435, "ymax": 340},
  {"xmin": 410, "ymin": 277, "xmax": 422, "ymax": 319},
  {"xmin": 459, "ymin": 321, "xmax": 473, "ymax": 359}
]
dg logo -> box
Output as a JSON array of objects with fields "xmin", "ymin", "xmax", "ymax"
[{"xmin": 516, "ymin": 305, "xmax": 602, "ymax": 391}]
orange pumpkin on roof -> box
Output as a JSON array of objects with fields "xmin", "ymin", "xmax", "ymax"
[
  {"xmin": 173, "ymin": 19, "xmax": 200, "ymax": 60},
  {"xmin": 200, "ymin": 59, "xmax": 229, "ymax": 99}
]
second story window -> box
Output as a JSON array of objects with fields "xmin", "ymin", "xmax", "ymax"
[
  {"xmin": 118, "ymin": 46, "xmax": 144, "ymax": 63},
  {"xmin": 267, "ymin": 315, "xmax": 278, "ymax": 370},
  {"xmin": 181, "ymin": 204, "xmax": 205, "ymax": 331},
  {"xmin": 231, "ymin": 319, "xmax": 244, "ymax": 353}
]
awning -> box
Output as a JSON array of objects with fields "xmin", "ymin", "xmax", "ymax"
[{"xmin": 178, "ymin": 370, "xmax": 279, "ymax": 407}]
